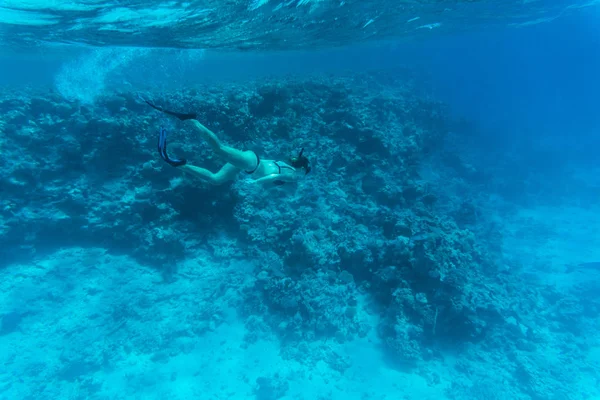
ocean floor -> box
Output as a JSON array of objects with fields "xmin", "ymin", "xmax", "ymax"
[
  {"xmin": 2, "ymin": 201, "xmax": 599, "ymax": 400},
  {"xmin": 0, "ymin": 246, "xmax": 450, "ymax": 400}
]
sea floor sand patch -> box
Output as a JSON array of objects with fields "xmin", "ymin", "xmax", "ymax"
[
  {"xmin": 501, "ymin": 205, "xmax": 600, "ymax": 273},
  {"xmin": 96, "ymin": 315, "xmax": 448, "ymax": 400},
  {"xmin": 0, "ymin": 247, "xmax": 451, "ymax": 400}
]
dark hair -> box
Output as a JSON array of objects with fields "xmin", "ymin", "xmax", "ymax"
[{"xmin": 289, "ymin": 148, "xmax": 311, "ymax": 175}]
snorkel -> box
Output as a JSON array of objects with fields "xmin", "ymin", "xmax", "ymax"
[{"xmin": 289, "ymin": 148, "xmax": 311, "ymax": 175}]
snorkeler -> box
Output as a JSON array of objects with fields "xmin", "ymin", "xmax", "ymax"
[{"xmin": 145, "ymin": 99, "xmax": 311, "ymax": 186}]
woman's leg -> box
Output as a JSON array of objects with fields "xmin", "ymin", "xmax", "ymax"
[
  {"xmin": 180, "ymin": 163, "xmax": 240, "ymax": 185},
  {"xmin": 186, "ymin": 120, "xmax": 258, "ymax": 172}
]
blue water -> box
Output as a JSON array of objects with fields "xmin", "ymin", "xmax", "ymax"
[{"xmin": 1, "ymin": 2, "xmax": 599, "ymax": 400}]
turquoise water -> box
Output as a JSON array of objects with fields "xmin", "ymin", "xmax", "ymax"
[{"xmin": 1, "ymin": 2, "xmax": 599, "ymax": 399}]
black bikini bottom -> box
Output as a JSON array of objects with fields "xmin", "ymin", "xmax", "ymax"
[{"xmin": 245, "ymin": 151, "xmax": 260, "ymax": 174}]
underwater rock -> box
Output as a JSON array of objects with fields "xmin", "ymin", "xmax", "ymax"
[
  {"xmin": 254, "ymin": 375, "xmax": 289, "ymax": 400},
  {"xmin": 29, "ymin": 96, "xmax": 54, "ymax": 117},
  {"xmin": 0, "ymin": 311, "xmax": 24, "ymax": 335},
  {"xmin": 102, "ymin": 95, "xmax": 127, "ymax": 115}
]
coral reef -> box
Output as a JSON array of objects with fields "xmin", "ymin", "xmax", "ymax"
[
  {"xmin": 1, "ymin": 68, "xmax": 593, "ymax": 399},
  {"xmin": 0, "ymin": 70, "xmax": 512, "ymax": 354}
]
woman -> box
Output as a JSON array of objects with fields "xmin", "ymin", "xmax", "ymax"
[{"xmin": 148, "ymin": 99, "xmax": 311, "ymax": 186}]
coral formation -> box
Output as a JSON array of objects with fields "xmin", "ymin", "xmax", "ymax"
[{"xmin": 1, "ymin": 69, "xmax": 594, "ymax": 399}]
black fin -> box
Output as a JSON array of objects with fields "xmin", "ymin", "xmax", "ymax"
[
  {"xmin": 145, "ymin": 99, "xmax": 197, "ymax": 121},
  {"xmin": 158, "ymin": 127, "xmax": 187, "ymax": 167}
]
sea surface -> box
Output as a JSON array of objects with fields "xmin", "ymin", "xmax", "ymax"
[{"xmin": 1, "ymin": 1, "xmax": 599, "ymax": 399}]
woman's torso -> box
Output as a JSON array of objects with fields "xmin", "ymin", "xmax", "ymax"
[{"xmin": 252, "ymin": 160, "xmax": 295, "ymax": 179}]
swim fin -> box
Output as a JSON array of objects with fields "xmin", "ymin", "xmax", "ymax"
[
  {"xmin": 143, "ymin": 97, "xmax": 197, "ymax": 121},
  {"xmin": 158, "ymin": 126, "xmax": 187, "ymax": 167}
]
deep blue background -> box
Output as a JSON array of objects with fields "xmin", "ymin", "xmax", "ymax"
[
  {"xmin": 411, "ymin": 10, "xmax": 600, "ymax": 148},
  {"xmin": 1, "ymin": 8, "xmax": 598, "ymax": 151}
]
